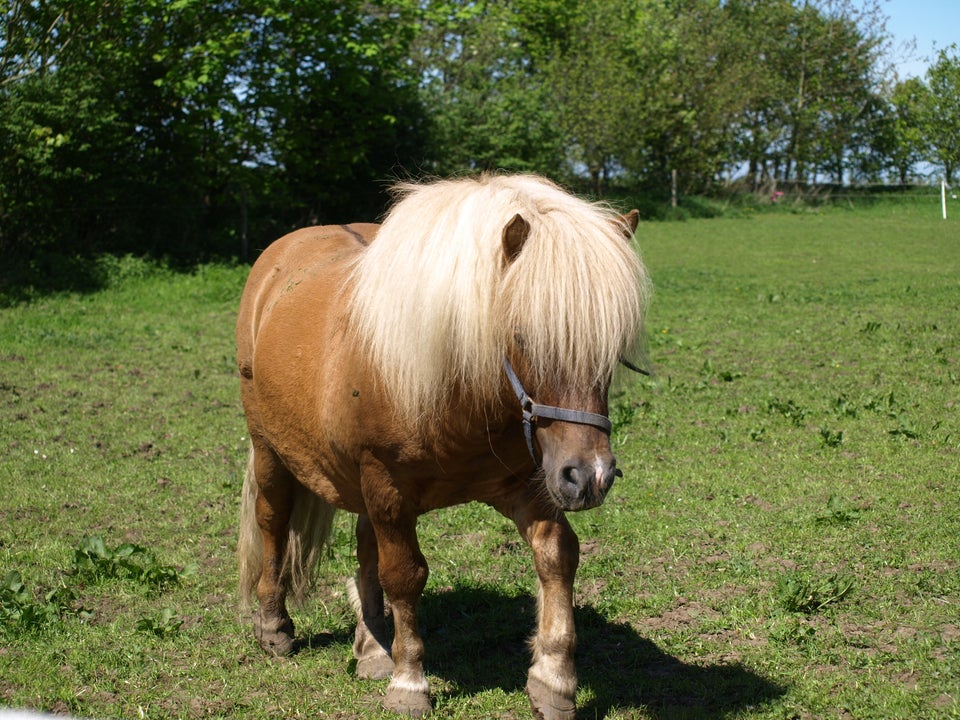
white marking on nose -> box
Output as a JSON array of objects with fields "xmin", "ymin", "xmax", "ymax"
[{"xmin": 593, "ymin": 454, "xmax": 604, "ymax": 484}]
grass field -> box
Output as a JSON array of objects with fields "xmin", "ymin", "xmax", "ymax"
[{"xmin": 1, "ymin": 200, "xmax": 958, "ymax": 719}]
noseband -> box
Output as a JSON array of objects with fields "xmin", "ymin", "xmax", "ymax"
[
  {"xmin": 502, "ymin": 356, "xmax": 650, "ymax": 466},
  {"xmin": 502, "ymin": 357, "xmax": 613, "ymax": 466}
]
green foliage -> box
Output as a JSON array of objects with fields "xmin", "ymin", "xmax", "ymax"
[
  {"xmin": 136, "ymin": 608, "xmax": 183, "ymax": 638},
  {"xmin": 818, "ymin": 425, "xmax": 844, "ymax": 447},
  {"xmin": 776, "ymin": 570, "xmax": 856, "ymax": 615},
  {"xmin": 2, "ymin": 532, "xmax": 191, "ymax": 638},
  {"xmin": 766, "ymin": 397, "xmax": 808, "ymax": 427},
  {"xmin": 883, "ymin": 78, "xmax": 931, "ymax": 184},
  {"xmin": 0, "ymin": 0, "xmax": 427, "ymax": 265},
  {"xmin": 922, "ymin": 44, "xmax": 960, "ymax": 183},
  {"xmin": 0, "ymin": 0, "xmax": 939, "ymax": 275},
  {"xmin": 72, "ymin": 535, "xmax": 191, "ymax": 589},
  {"xmin": 0, "ymin": 571, "xmax": 83, "ymax": 636},
  {"xmin": 816, "ymin": 494, "xmax": 863, "ymax": 525},
  {"xmin": 411, "ymin": 1, "xmax": 565, "ymax": 176}
]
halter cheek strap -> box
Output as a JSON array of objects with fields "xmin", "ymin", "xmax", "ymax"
[{"xmin": 502, "ymin": 357, "xmax": 613, "ymax": 466}]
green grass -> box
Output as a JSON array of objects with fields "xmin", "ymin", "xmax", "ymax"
[{"xmin": 1, "ymin": 201, "xmax": 958, "ymax": 718}]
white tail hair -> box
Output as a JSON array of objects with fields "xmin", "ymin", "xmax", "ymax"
[{"xmin": 237, "ymin": 445, "xmax": 337, "ymax": 609}]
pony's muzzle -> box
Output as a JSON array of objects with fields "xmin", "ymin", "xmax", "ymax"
[{"xmin": 554, "ymin": 458, "xmax": 617, "ymax": 511}]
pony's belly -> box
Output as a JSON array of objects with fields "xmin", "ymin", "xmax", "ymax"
[{"xmin": 274, "ymin": 445, "xmax": 368, "ymax": 515}]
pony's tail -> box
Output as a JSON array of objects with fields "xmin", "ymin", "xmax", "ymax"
[{"xmin": 238, "ymin": 444, "xmax": 338, "ymax": 611}]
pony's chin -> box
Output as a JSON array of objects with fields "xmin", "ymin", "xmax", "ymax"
[
  {"xmin": 545, "ymin": 481, "xmax": 610, "ymax": 513},
  {"xmin": 561, "ymin": 497, "xmax": 605, "ymax": 512}
]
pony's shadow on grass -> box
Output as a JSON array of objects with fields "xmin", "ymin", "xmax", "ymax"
[
  {"xmin": 419, "ymin": 585, "xmax": 785, "ymax": 719},
  {"xmin": 292, "ymin": 627, "xmax": 354, "ymax": 655}
]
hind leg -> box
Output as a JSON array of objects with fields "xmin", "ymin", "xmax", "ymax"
[
  {"xmin": 377, "ymin": 516, "xmax": 431, "ymax": 718},
  {"xmin": 359, "ymin": 466, "xmax": 431, "ymax": 717},
  {"xmin": 348, "ymin": 514, "xmax": 395, "ymax": 679},
  {"xmin": 251, "ymin": 441, "xmax": 297, "ymax": 656}
]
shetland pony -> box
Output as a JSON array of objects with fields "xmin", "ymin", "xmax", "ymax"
[{"xmin": 236, "ymin": 174, "xmax": 650, "ymax": 719}]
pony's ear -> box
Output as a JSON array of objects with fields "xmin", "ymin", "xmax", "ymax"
[
  {"xmin": 620, "ymin": 209, "xmax": 640, "ymax": 237},
  {"xmin": 502, "ymin": 213, "xmax": 531, "ymax": 267}
]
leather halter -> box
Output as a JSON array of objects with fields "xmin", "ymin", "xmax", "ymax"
[{"xmin": 502, "ymin": 357, "xmax": 613, "ymax": 466}]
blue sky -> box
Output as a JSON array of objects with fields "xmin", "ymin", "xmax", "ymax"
[{"xmin": 883, "ymin": 0, "xmax": 960, "ymax": 79}]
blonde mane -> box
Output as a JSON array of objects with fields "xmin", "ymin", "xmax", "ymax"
[{"xmin": 347, "ymin": 174, "xmax": 651, "ymax": 426}]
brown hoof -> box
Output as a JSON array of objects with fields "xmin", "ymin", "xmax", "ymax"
[
  {"xmin": 382, "ymin": 685, "xmax": 432, "ymax": 717},
  {"xmin": 357, "ymin": 653, "xmax": 395, "ymax": 680},
  {"xmin": 253, "ymin": 611, "xmax": 295, "ymax": 657},
  {"xmin": 526, "ymin": 677, "xmax": 576, "ymax": 720}
]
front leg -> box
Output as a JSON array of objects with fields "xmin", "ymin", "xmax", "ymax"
[{"xmin": 503, "ymin": 504, "xmax": 580, "ymax": 720}]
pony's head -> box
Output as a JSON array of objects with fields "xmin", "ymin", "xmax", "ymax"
[
  {"xmin": 499, "ymin": 208, "xmax": 643, "ymax": 511},
  {"xmin": 348, "ymin": 174, "xmax": 651, "ymax": 510}
]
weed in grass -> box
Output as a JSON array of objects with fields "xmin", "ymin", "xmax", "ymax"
[
  {"xmin": 818, "ymin": 425, "xmax": 844, "ymax": 447},
  {"xmin": 0, "ymin": 571, "xmax": 85, "ymax": 636},
  {"xmin": 888, "ymin": 414, "xmax": 919, "ymax": 440},
  {"xmin": 766, "ymin": 397, "xmax": 807, "ymax": 426},
  {"xmin": 863, "ymin": 390, "xmax": 899, "ymax": 415},
  {"xmin": 821, "ymin": 494, "xmax": 864, "ymax": 524},
  {"xmin": 775, "ymin": 570, "xmax": 856, "ymax": 614},
  {"xmin": 698, "ymin": 358, "xmax": 744, "ymax": 386},
  {"xmin": 609, "ymin": 396, "xmax": 638, "ymax": 431},
  {"xmin": 831, "ymin": 393, "xmax": 859, "ymax": 418},
  {"xmin": 71, "ymin": 535, "xmax": 193, "ymax": 590},
  {"xmin": 135, "ymin": 607, "xmax": 183, "ymax": 638},
  {"xmin": 768, "ymin": 614, "xmax": 818, "ymax": 648}
]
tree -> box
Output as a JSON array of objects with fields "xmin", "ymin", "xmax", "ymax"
[
  {"xmin": 0, "ymin": 0, "xmax": 429, "ymax": 266},
  {"xmin": 540, "ymin": 0, "xmax": 650, "ymax": 193},
  {"xmin": 881, "ymin": 78, "xmax": 930, "ymax": 184},
  {"xmin": 725, "ymin": 0, "xmax": 889, "ymax": 187},
  {"xmin": 0, "ymin": 1, "xmax": 263, "ymax": 259},
  {"xmin": 775, "ymin": 1, "xmax": 886, "ymax": 184},
  {"xmin": 409, "ymin": 1, "xmax": 565, "ymax": 177},
  {"xmin": 240, "ymin": 1, "xmax": 427, "ymax": 229},
  {"xmin": 922, "ymin": 44, "xmax": 960, "ymax": 184},
  {"xmin": 645, "ymin": 0, "xmax": 763, "ymax": 193}
]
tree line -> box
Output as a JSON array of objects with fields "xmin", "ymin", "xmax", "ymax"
[{"xmin": 1, "ymin": 0, "xmax": 958, "ymax": 264}]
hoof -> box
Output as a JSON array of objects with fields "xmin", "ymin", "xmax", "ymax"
[
  {"xmin": 526, "ymin": 677, "xmax": 576, "ymax": 720},
  {"xmin": 253, "ymin": 611, "xmax": 295, "ymax": 657},
  {"xmin": 383, "ymin": 685, "xmax": 432, "ymax": 717},
  {"xmin": 357, "ymin": 653, "xmax": 395, "ymax": 680}
]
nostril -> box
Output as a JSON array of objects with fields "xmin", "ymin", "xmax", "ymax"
[
  {"xmin": 599, "ymin": 466, "xmax": 618, "ymax": 494},
  {"xmin": 560, "ymin": 464, "xmax": 582, "ymax": 487}
]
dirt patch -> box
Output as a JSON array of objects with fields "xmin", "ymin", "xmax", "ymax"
[
  {"xmin": 941, "ymin": 624, "xmax": 959, "ymax": 643},
  {"xmin": 932, "ymin": 694, "xmax": 956, "ymax": 710},
  {"xmin": 741, "ymin": 494, "xmax": 775, "ymax": 512},
  {"xmin": 638, "ymin": 597, "xmax": 721, "ymax": 633},
  {"xmin": 893, "ymin": 670, "xmax": 920, "ymax": 690}
]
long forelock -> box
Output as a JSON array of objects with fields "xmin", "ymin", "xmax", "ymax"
[
  {"xmin": 499, "ymin": 187, "xmax": 649, "ymax": 392},
  {"xmin": 347, "ymin": 174, "xmax": 650, "ymax": 426}
]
